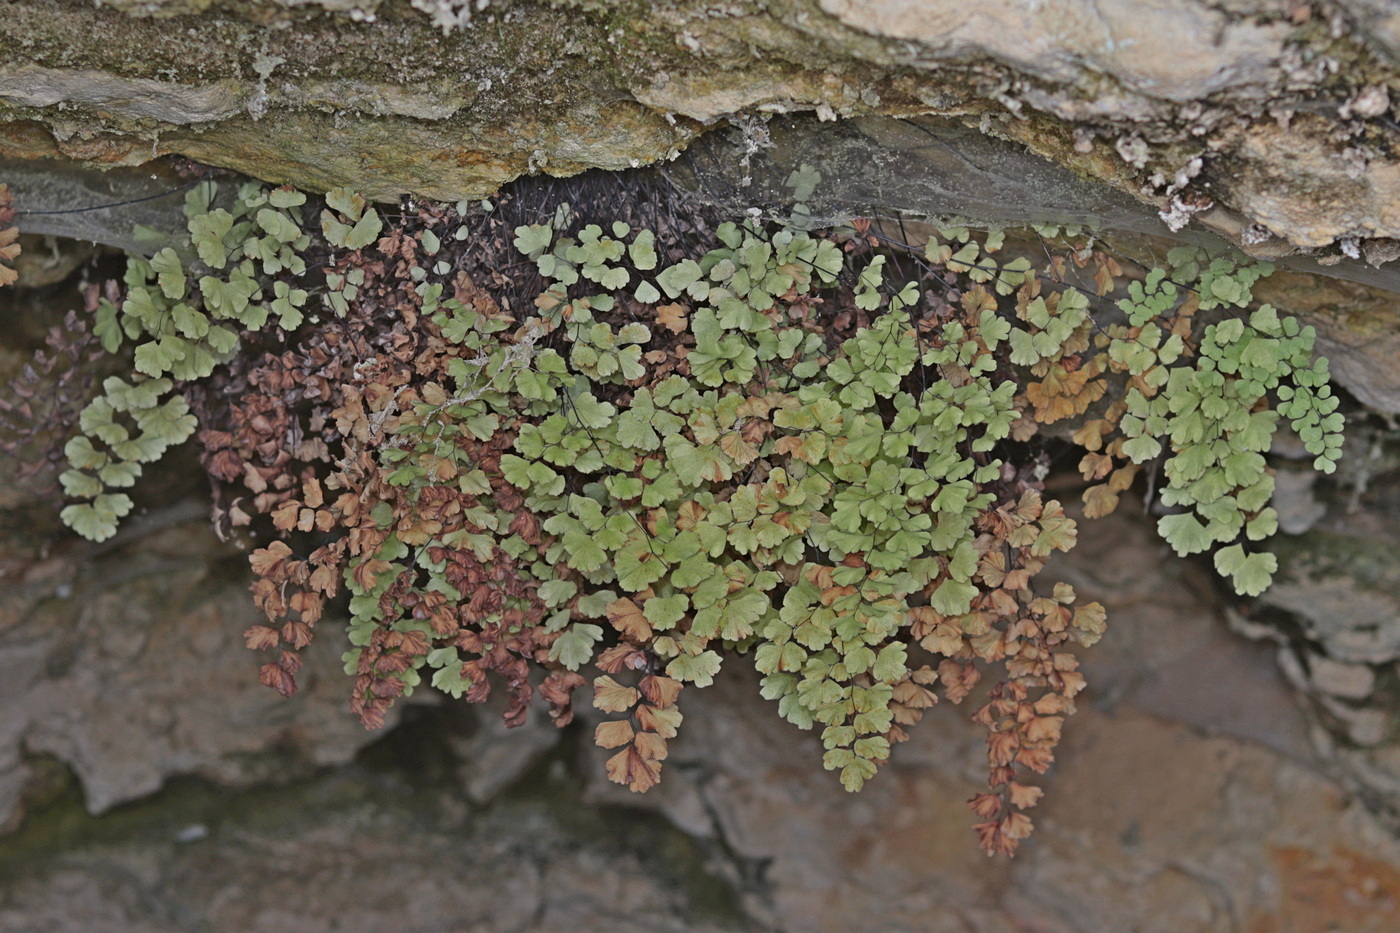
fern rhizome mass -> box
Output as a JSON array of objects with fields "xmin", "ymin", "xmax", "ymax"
[{"xmin": 10, "ymin": 170, "xmax": 1344, "ymax": 856}]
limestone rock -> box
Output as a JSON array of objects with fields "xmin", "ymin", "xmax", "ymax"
[
  {"xmin": 0, "ymin": 758, "xmax": 751, "ymax": 933},
  {"xmin": 0, "ymin": 514, "xmax": 395, "ymax": 829},
  {"xmin": 1263, "ymin": 528, "xmax": 1400, "ymax": 666},
  {"xmin": 1308, "ymin": 654, "xmax": 1378, "ymax": 700},
  {"xmin": 6, "ymin": 0, "xmax": 1400, "ymax": 253},
  {"xmin": 3, "ymin": 495, "xmax": 1400, "ymax": 931},
  {"xmin": 572, "ymin": 511, "xmax": 1396, "ymax": 931}
]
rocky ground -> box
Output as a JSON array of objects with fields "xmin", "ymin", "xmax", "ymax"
[{"xmin": 3, "ymin": 474, "xmax": 1400, "ymax": 932}]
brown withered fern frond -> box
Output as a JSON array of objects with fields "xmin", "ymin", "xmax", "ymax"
[{"xmin": 0, "ymin": 284, "xmax": 109, "ymax": 490}]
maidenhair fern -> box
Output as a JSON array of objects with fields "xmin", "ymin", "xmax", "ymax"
[
  {"xmin": 15, "ymin": 171, "xmax": 1346, "ymax": 856},
  {"xmin": 60, "ymin": 181, "xmax": 331, "ymax": 540},
  {"xmin": 1098, "ymin": 248, "xmax": 1342, "ymax": 596}
]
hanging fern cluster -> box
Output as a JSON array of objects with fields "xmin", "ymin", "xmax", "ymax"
[{"xmin": 0, "ymin": 171, "xmax": 1344, "ymax": 856}]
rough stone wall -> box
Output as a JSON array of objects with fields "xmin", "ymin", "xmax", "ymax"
[
  {"xmin": 7, "ymin": 473, "xmax": 1400, "ymax": 931},
  {"xmin": 9, "ymin": 0, "xmax": 1400, "ymax": 924},
  {"xmin": 9, "ymin": 0, "xmax": 1400, "ymax": 260}
]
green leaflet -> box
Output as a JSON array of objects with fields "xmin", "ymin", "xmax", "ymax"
[
  {"xmin": 551, "ymin": 623, "xmax": 604, "ymax": 670},
  {"xmin": 59, "ymin": 493, "xmax": 132, "ymax": 543},
  {"xmin": 1214, "ymin": 544, "xmax": 1277, "ymax": 597}
]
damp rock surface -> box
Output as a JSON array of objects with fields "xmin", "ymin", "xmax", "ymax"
[
  {"xmin": 0, "ymin": 511, "xmax": 398, "ymax": 831},
  {"xmin": 4, "ymin": 501, "xmax": 1400, "ymax": 932}
]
